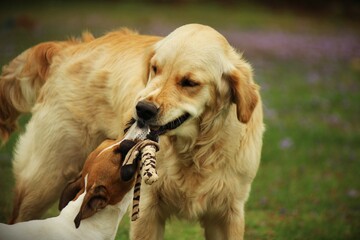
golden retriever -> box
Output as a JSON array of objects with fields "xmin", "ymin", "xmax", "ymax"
[{"xmin": 0, "ymin": 24, "xmax": 264, "ymax": 239}]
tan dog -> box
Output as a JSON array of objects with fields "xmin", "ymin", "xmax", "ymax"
[
  {"xmin": 0, "ymin": 139, "xmax": 137, "ymax": 240},
  {"xmin": 0, "ymin": 24, "xmax": 264, "ymax": 239}
]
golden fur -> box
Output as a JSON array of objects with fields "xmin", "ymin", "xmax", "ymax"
[{"xmin": 0, "ymin": 24, "xmax": 264, "ymax": 239}]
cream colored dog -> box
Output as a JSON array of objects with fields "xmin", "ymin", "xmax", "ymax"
[{"xmin": 0, "ymin": 24, "xmax": 264, "ymax": 240}]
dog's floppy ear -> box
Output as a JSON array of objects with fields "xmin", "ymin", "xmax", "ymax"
[
  {"xmin": 74, "ymin": 185, "xmax": 109, "ymax": 228},
  {"xmin": 59, "ymin": 173, "xmax": 83, "ymax": 211},
  {"xmin": 224, "ymin": 54, "xmax": 259, "ymax": 123}
]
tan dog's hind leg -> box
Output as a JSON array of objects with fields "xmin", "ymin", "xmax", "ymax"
[
  {"xmin": 9, "ymin": 176, "xmax": 68, "ymax": 223},
  {"xmin": 9, "ymin": 105, "xmax": 102, "ymax": 223}
]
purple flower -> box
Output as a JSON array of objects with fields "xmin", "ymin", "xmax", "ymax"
[
  {"xmin": 279, "ymin": 137, "xmax": 293, "ymax": 150},
  {"xmin": 347, "ymin": 189, "xmax": 359, "ymax": 198}
]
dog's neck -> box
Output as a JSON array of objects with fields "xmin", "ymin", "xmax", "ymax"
[{"xmin": 60, "ymin": 189, "xmax": 133, "ymax": 240}]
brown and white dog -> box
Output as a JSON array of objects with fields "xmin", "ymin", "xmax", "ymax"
[
  {"xmin": 0, "ymin": 139, "xmax": 137, "ymax": 240},
  {"xmin": 0, "ymin": 24, "xmax": 264, "ymax": 239}
]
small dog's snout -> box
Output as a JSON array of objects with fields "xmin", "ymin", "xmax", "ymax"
[{"xmin": 136, "ymin": 101, "xmax": 158, "ymax": 121}]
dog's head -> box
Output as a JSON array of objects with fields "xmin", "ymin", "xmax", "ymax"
[
  {"xmin": 59, "ymin": 139, "xmax": 137, "ymax": 228},
  {"xmin": 135, "ymin": 24, "xmax": 259, "ymax": 137}
]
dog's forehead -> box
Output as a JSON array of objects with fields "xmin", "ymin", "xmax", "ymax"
[
  {"xmin": 84, "ymin": 161, "xmax": 120, "ymax": 193},
  {"xmin": 152, "ymin": 26, "xmax": 229, "ymax": 78},
  {"xmin": 164, "ymin": 24, "xmax": 225, "ymax": 44},
  {"xmin": 155, "ymin": 24, "xmax": 227, "ymax": 58},
  {"xmin": 83, "ymin": 142, "xmax": 122, "ymax": 187},
  {"xmin": 97, "ymin": 140, "xmax": 120, "ymax": 157}
]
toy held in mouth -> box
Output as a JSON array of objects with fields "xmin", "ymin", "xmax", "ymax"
[{"xmin": 119, "ymin": 122, "xmax": 160, "ymax": 221}]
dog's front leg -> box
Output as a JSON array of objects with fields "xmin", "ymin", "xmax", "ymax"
[
  {"xmin": 202, "ymin": 203, "xmax": 245, "ymax": 240},
  {"xmin": 130, "ymin": 188, "xmax": 166, "ymax": 240}
]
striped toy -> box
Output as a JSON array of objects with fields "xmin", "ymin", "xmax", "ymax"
[{"xmin": 121, "ymin": 139, "xmax": 159, "ymax": 221}]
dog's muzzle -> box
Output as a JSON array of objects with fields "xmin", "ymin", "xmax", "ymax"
[{"xmin": 134, "ymin": 100, "xmax": 190, "ymax": 136}]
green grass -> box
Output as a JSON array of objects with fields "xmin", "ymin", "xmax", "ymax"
[
  {"xmin": 246, "ymin": 60, "xmax": 360, "ymax": 240},
  {"xmin": 0, "ymin": 2, "xmax": 359, "ymax": 239}
]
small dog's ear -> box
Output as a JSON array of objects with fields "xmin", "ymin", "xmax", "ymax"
[
  {"xmin": 117, "ymin": 139, "xmax": 139, "ymax": 181},
  {"xmin": 74, "ymin": 185, "xmax": 109, "ymax": 228},
  {"xmin": 120, "ymin": 162, "xmax": 138, "ymax": 182},
  {"xmin": 59, "ymin": 173, "xmax": 83, "ymax": 211},
  {"xmin": 114, "ymin": 139, "xmax": 137, "ymax": 158}
]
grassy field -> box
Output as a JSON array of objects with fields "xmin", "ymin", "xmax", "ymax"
[{"xmin": 0, "ymin": 2, "xmax": 359, "ymax": 239}]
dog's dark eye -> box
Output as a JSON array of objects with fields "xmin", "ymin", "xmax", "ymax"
[
  {"xmin": 152, "ymin": 65, "xmax": 157, "ymax": 74},
  {"xmin": 180, "ymin": 78, "xmax": 199, "ymax": 87}
]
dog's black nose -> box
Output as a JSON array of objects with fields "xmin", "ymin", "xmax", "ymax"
[{"xmin": 136, "ymin": 101, "xmax": 158, "ymax": 121}]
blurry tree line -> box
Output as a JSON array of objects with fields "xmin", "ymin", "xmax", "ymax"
[{"xmin": 1, "ymin": 0, "xmax": 359, "ymax": 18}]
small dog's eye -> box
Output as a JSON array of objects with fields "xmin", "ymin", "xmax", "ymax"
[
  {"xmin": 152, "ymin": 65, "xmax": 157, "ymax": 74},
  {"xmin": 180, "ymin": 78, "xmax": 199, "ymax": 87}
]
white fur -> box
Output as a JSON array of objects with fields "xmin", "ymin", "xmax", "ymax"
[{"xmin": 0, "ymin": 175, "xmax": 133, "ymax": 240}]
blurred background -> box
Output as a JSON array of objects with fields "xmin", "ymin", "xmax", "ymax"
[{"xmin": 0, "ymin": 0, "xmax": 359, "ymax": 239}]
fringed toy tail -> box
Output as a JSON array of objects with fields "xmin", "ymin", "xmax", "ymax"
[{"xmin": 121, "ymin": 139, "xmax": 159, "ymax": 221}]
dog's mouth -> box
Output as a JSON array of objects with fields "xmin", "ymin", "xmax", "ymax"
[
  {"xmin": 125, "ymin": 113, "xmax": 191, "ymax": 137},
  {"xmin": 150, "ymin": 113, "xmax": 191, "ymax": 136}
]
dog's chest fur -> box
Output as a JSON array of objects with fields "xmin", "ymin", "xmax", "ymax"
[{"xmin": 152, "ymin": 134, "xmax": 250, "ymax": 219}]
